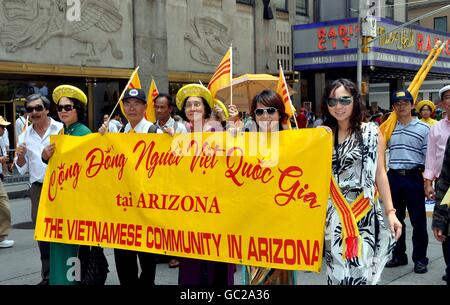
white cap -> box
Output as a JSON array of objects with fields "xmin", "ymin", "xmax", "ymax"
[{"xmin": 439, "ymin": 85, "xmax": 450, "ymax": 100}]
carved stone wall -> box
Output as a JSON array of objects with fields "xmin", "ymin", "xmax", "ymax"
[
  {"xmin": 0, "ymin": 0, "xmax": 134, "ymax": 68},
  {"xmin": 167, "ymin": 0, "xmax": 254, "ymax": 75}
]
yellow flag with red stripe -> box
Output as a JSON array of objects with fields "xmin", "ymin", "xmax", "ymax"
[
  {"xmin": 208, "ymin": 48, "xmax": 231, "ymax": 98},
  {"xmin": 120, "ymin": 68, "xmax": 142, "ymax": 120},
  {"xmin": 145, "ymin": 79, "xmax": 159, "ymax": 123},
  {"xmin": 276, "ymin": 63, "xmax": 295, "ymax": 129}
]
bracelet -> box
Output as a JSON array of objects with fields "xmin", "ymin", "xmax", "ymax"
[{"xmin": 385, "ymin": 208, "xmax": 396, "ymax": 216}]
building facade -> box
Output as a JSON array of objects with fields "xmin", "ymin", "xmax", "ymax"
[
  {"xmin": 293, "ymin": 0, "xmax": 450, "ymax": 114},
  {"xmin": 0, "ymin": 0, "xmax": 306, "ymax": 147}
]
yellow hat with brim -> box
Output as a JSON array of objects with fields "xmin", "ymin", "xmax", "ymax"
[
  {"xmin": 52, "ymin": 85, "xmax": 88, "ymax": 105},
  {"xmin": 415, "ymin": 100, "xmax": 435, "ymax": 113},
  {"xmin": 176, "ymin": 84, "xmax": 213, "ymax": 111},
  {"xmin": 214, "ymin": 99, "xmax": 229, "ymax": 119},
  {"xmin": 0, "ymin": 116, "xmax": 10, "ymax": 126}
]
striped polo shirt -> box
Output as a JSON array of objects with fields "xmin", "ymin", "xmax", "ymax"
[{"xmin": 388, "ymin": 117, "xmax": 430, "ymax": 170}]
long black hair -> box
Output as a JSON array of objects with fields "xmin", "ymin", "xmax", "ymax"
[{"xmin": 320, "ymin": 78, "xmax": 363, "ymax": 135}]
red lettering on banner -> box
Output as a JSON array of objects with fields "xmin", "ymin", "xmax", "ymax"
[
  {"xmin": 225, "ymin": 147, "xmax": 274, "ymax": 187},
  {"xmin": 145, "ymin": 226, "xmax": 221, "ymax": 256},
  {"xmin": 85, "ymin": 147, "xmax": 127, "ymax": 180},
  {"xmin": 227, "ymin": 234, "xmax": 242, "ymax": 259},
  {"xmin": 116, "ymin": 193, "xmax": 133, "ymax": 210},
  {"xmin": 247, "ymin": 237, "xmax": 320, "ymax": 266},
  {"xmin": 133, "ymin": 140, "xmax": 183, "ymax": 179},
  {"xmin": 47, "ymin": 162, "xmax": 82, "ymax": 201},
  {"xmin": 43, "ymin": 217, "xmax": 63, "ymax": 238},
  {"xmin": 188, "ymin": 140, "xmax": 222, "ymax": 173},
  {"xmin": 274, "ymin": 166, "xmax": 319, "ymax": 208},
  {"xmin": 119, "ymin": 192, "xmax": 221, "ymax": 214},
  {"xmin": 66, "ymin": 220, "xmax": 142, "ymax": 247}
]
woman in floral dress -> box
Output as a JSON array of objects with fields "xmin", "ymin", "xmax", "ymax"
[{"xmin": 321, "ymin": 79, "xmax": 402, "ymax": 285}]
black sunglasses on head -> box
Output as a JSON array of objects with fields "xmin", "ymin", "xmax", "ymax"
[
  {"xmin": 327, "ymin": 96, "xmax": 353, "ymax": 107},
  {"xmin": 26, "ymin": 105, "xmax": 45, "ymax": 113},
  {"xmin": 254, "ymin": 107, "xmax": 277, "ymax": 116},
  {"xmin": 57, "ymin": 104, "xmax": 75, "ymax": 112}
]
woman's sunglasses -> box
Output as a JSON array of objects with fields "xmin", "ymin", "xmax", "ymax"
[
  {"xmin": 57, "ymin": 104, "xmax": 75, "ymax": 112},
  {"xmin": 254, "ymin": 107, "xmax": 277, "ymax": 116},
  {"xmin": 25, "ymin": 105, "xmax": 45, "ymax": 113},
  {"xmin": 327, "ymin": 96, "xmax": 353, "ymax": 107}
]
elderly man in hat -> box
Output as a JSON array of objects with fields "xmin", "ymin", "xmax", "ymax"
[
  {"xmin": 0, "ymin": 116, "xmax": 13, "ymax": 249},
  {"xmin": 385, "ymin": 90, "xmax": 430, "ymax": 274},
  {"xmin": 100, "ymin": 88, "xmax": 162, "ymax": 286},
  {"xmin": 425, "ymin": 84, "xmax": 450, "ymax": 282}
]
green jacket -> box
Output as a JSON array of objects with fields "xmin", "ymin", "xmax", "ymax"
[
  {"xmin": 64, "ymin": 122, "xmax": 91, "ymax": 136},
  {"xmin": 432, "ymin": 136, "xmax": 450, "ymax": 236},
  {"xmin": 50, "ymin": 121, "xmax": 91, "ymax": 285}
]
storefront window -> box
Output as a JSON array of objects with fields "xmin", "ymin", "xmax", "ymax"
[
  {"xmin": 434, "ymin": 16, "xmax": 447, "ymax": 32},
  {"xmin": 385, "ymin": 0, "xmax": 394, "ymax": 19},
  {"xmin": 273, "ymin": 0, "xmax": 287, "ymax": 11},
  {"xmin": 296, "ymin": 0, "xmax": 307, "ymax": 15}
]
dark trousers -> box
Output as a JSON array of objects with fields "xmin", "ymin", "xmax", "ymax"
[
  {"xmin": 114, "ymin": 249, "xmax": 156, "ymax": 285},
  {"xmin": 444, "ymin": 238, "xmax": 450, "ymax": 285},
  {"xmin": 30, "ymin": 182, "xmax": 50, "ymax": 280},
  {"xmin": 388, "ymin": 170, "xmax": 429, "ymax": 265}
]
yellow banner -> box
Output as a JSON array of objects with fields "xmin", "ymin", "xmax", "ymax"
[{"xmin": 35, "ymin": 129, "xmax": 332, "ymax": 271}]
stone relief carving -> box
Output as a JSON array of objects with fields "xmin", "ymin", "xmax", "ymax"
[
  {"xmin": 0, "ymin": 0, "xmax": 124, "ymax": 65},
  {"xmin": 184, "ymin": 16, "xmax": 239, "ymax": 66}
]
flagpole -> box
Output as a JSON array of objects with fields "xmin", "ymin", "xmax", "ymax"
[
  {"xmin": 230, "ymin": 44, "xmax": 233, "ymax": 106},
  {"xmin": 109, "ymin": 66, "xmax": 140, "ymax": 119}
]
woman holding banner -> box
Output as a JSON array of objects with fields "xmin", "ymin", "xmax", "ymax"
[
  {"xmin": 321, "ymin": 79, "xmax": 401, "ymax": 285},
  {"xmin": 242, "ymin": 89, "xmax": 295, "ymax": 285},
  {"xmin": 42, "ymin": 85, "xmax": 108, "ymax": 285},
  {"xmin": 175, "ymin": 83, "xmax": 236, "ymax": 285}
]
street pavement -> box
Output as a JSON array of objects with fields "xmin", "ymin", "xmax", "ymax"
[{"xmin": 0, "ymin": 197, "xmax": 447, "ymax": 285}]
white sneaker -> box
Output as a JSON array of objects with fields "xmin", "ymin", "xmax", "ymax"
[{"xmin": 0, "ymin": 239, "xmax": 14, "ymax": 248}]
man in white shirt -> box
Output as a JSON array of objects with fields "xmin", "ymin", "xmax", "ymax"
[
  {"xmin": 15, "ymin": 93, "xmax": 63, "ymax": 285},
  {"xmin": 0, "ymin": 118, "xmax": 10, "ymax": 180},
  {"xmin": 99, "ymin": 88, "xmax": 161, "ymax": 285},
  {"xmin": 103, "ymin": 114, "xmax": 119, "ymax": 133},
  {"xmin": 15, "ymin": 108, "xmax": 27, "ymax": 144},
  {"xmin": 109, "ymin": 113, "xmax": 123, "ymax": 132},
  {"xmin": 154, "ymin": 93, "xmax": 187, "ymax": 135},
  {"xmin": 0, "ymin": 116, "xmax": 13, "ymax": 249}
]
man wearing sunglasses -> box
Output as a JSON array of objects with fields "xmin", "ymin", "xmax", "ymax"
[
  {"xmin": 14, "ymin": 93, "xmax": 63, "ymax": 285},
  {"xmin": 385, "ymin": 90, "xmax": 430, "ymax": 274}
]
